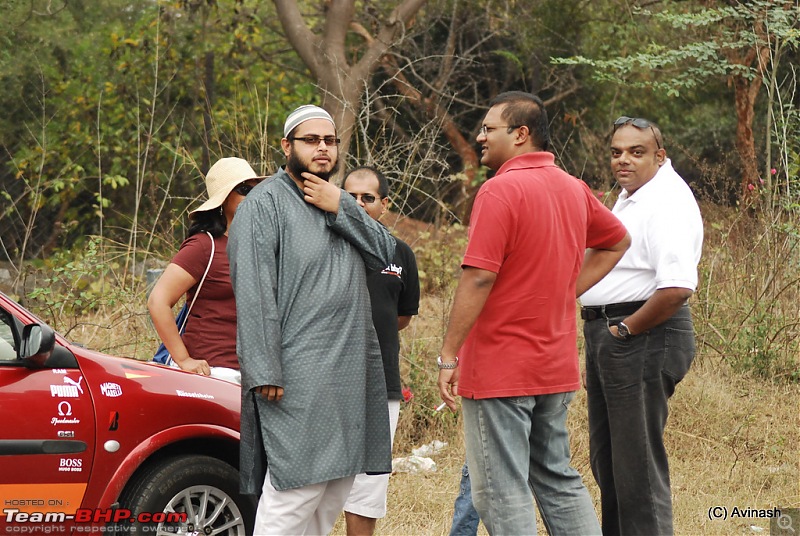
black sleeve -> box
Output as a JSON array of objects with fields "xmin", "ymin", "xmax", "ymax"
[{"xmin": 395, "ymin": 239, "xmax": 420, "ymax": 317}]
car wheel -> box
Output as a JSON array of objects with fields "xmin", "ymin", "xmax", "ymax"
[{"xmin": 118, "ymin": 454, "xmax": 256, "ymax": 535}]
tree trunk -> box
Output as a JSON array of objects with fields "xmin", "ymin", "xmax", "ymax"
[
  {"xmin": 317, "ymin": 76, "xmax": 363, "ymax": 171},
  {"xmin": 272, "ymin": 0, "xmax": 427, "ymax": 180},
  {"xmin": 727, "ymin": 26, "xmax": 771, "ymax": 205},
  {"xmin": 731, "ymin": 71, "xmax": 760, "ymax": 203}
]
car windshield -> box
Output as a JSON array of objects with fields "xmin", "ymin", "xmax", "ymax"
[{"xmin": 0, "ymin": 309, "xmax": 15, "ymax": 360}]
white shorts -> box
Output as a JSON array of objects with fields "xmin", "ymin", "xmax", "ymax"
[
  {"xmin": 343, "ymin": 400, "xmax": 401, "ymax": 519},
  {"xmin": 169, "ymin": 362, "xmax": 241, "ymax": 385},
  {"xmin": 209, "ymin": 366, "xmax": 241, "ymax": 384},
  {"xmin": 255, "ymin": 469, "xmax": 355, "ymax": 535}
]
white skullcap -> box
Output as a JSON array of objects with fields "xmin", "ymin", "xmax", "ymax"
[{"xmin": 283, "ymin": 105, "xmax": 335, "ymax": 137}]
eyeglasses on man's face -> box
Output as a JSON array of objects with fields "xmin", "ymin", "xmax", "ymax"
[
  {"xmin": 479, "ymin": 125, "xmax": 520, "ymax": 136},
  {"xmin": 613, "ymin": 116, "xmax": 661, "ymax": 149},
  {"xmin": 348, "ymin": 192, "xmax": 380, "ymax": 204},
  {"xmin": 289, "ymin": 135, "xmax": 341, "ymax": 147}
]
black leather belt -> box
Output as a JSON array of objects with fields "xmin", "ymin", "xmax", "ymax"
[{"xmin": 580, "ymin": 300, "xmax": 647, "ymax": 321}]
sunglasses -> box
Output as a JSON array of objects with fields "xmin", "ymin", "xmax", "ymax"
[
  {"xmin": 233, "ymin": 183, "xmax": 255, "ymax": 196},
  {"xmin": 349, "ymin": 192, "xmax": 379, "ymax": 204},
  {"xmin": 289, "ymin": 135, "xmax": 341, "ymax": 147},
  {"xmin": 613, "ymin": 116, "xmax": 661, "ymax": 149}
]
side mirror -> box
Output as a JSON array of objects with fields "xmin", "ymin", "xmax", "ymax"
[{"xmin": 20, "ymin": 323, "xmax": 56, "ymax": 367}]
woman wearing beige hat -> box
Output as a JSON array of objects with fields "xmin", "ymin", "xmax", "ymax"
[{"xmin": 148, "ymin": 157, "xmax": 265, "ymax": 381}]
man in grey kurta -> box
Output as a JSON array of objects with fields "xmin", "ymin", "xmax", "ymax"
[{"xmin": 227, "ymin": 105, "xmax": 395, "ymax": 535}]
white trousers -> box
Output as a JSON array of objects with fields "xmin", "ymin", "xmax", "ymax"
[
  {"xmin": 343, "ymin": 400, "xmax": 401, "ymax": 518},
  {"xmin": 254, "ymin": 470, "xmax": 356, "ymax": 536}
]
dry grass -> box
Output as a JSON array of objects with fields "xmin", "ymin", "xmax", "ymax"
[
  {"xmin": 17, "ymin": 208, "xmax": 799, "ymax": 536},
  {"xmin": 48, "ymin": 309, "xmax": 800, "ymax": 536},
  {"xmin": 329, "ymin": 348, "xmax": 800, "ymax": 535},
  {"xmin": 335, "ymin": 205, "xmax": 800, "ymax": 535}
]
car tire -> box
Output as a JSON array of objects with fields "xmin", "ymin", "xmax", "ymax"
[{"xmin": 117, "ymin": 454, "xmax": 256, "ymax": 535}]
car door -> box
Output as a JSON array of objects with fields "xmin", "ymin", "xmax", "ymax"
[{"xmin": 0, "ymin": 306, "xmax": 96, "ymax": 529}]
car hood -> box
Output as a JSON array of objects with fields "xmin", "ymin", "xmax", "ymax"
[{"xmin": 67, "ymin": 344, "xmax": 241, "ymax": 431}]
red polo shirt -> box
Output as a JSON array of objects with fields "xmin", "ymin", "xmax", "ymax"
[{"xmin": 458, "ymin": 152, "xmax": 627, "ymax": 399}]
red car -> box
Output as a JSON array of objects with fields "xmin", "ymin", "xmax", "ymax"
[{"xmin": 0, "ymin": 291, "xmax": 255, "ymax": 535}]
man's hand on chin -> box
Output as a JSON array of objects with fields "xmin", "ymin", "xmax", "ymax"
[{"xmin": 302, "ymin": 172, "xmax": 340, "ymax": 213}]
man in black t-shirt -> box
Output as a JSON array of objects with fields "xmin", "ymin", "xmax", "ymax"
[{"xmin": 342, "ymin": 166, "xmax": 420, "ymax": 536}]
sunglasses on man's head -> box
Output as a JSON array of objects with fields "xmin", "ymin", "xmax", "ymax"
[
  {"xmin": 613, "ymin": 116, "xmax": 662, "ymax": 149},
  {"xmin": 348, "ymin": 192, "xmax": 379, "ymax": 204}
]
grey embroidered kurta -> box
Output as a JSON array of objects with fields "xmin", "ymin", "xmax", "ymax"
[{"xmin": 228, "ymin": 168, "xmax": 396, "ymax": 493}]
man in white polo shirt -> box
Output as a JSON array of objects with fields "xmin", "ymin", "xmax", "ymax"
[{"xmin": 580, "ymin": 116, "xmax": 703, "ymax": 536}]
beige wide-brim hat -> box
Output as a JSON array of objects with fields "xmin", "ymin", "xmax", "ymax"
[{"xmin": 189, "ymin": 157, "xmax": 266, "ymax": 215}]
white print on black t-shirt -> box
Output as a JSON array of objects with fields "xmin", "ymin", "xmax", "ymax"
[{"xmin": 381, "ymin": 263, "xmax": 403, "ymax": 278}]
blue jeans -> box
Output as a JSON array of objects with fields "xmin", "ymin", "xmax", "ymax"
[
  {"xmin": 584, "ymin": 305, "xmax": 695, "ymax": 536},
  {"xmin": 462, "ymin": 393, "xmax": 601, "ymax": 536},
  {"xmin": 449, "ymin": 462, "xmax": 480, "ymax": 536}
]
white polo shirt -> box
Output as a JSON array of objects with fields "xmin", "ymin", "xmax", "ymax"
[{"xmin": 580, "ymin": 159, "xmax": 703, "ymax": 307}]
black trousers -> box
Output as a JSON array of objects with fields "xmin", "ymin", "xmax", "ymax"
[{"xmin": 584, "ymin": 306, "xmax": 695, "ymax": 536}]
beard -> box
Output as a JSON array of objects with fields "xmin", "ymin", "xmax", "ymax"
[{"xmin": 286, "ymin": 151, "xmax": 340, "ymax": 182}]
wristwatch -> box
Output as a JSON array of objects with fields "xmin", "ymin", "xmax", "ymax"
[
  {"xmin": 616, "ymin": 321, "xmax": 632, "ymax": 340},
  {"xmin": 437, "ymin": 356, "xmax": 459, "ymax": 370}
]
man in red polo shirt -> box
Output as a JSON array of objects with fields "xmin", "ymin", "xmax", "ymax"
[{"xmin": 437, "ymin": 91, "xmax": 630, "ymax": 535}]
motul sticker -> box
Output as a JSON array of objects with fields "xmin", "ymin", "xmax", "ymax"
[{"xmin": 100, "ymin": 382, "xmax": 123, "ymax": 397}]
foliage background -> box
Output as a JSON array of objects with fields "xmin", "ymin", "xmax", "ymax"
[
  {"xmin": 2, "ymin": 0, "xmax": 797, "ymax": 260},
  {"xmin": 1, "ymin": 0, "xmax": 796, "ymax": 405}
]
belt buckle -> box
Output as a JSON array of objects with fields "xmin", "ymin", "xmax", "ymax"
[{"xmin": 582, "ymin": 307, "xmax": 602, "ymax": 321}]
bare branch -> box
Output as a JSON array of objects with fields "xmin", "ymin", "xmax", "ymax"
[
  {"xmin": 354, "ymin": 0, "xmax": 427, "ymax": 81},
  {"xmin": 272, "ymin": 0, "xmax": 324, "ymax": 78}
]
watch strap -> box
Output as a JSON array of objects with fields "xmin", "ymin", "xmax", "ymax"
[
  {"xmin": 437, "ymin": 356, "xmax": 459, "ymax": 369},
  {"xmin": 617, "ymin": 321, "xmax": 632, "ymax": 339}
]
